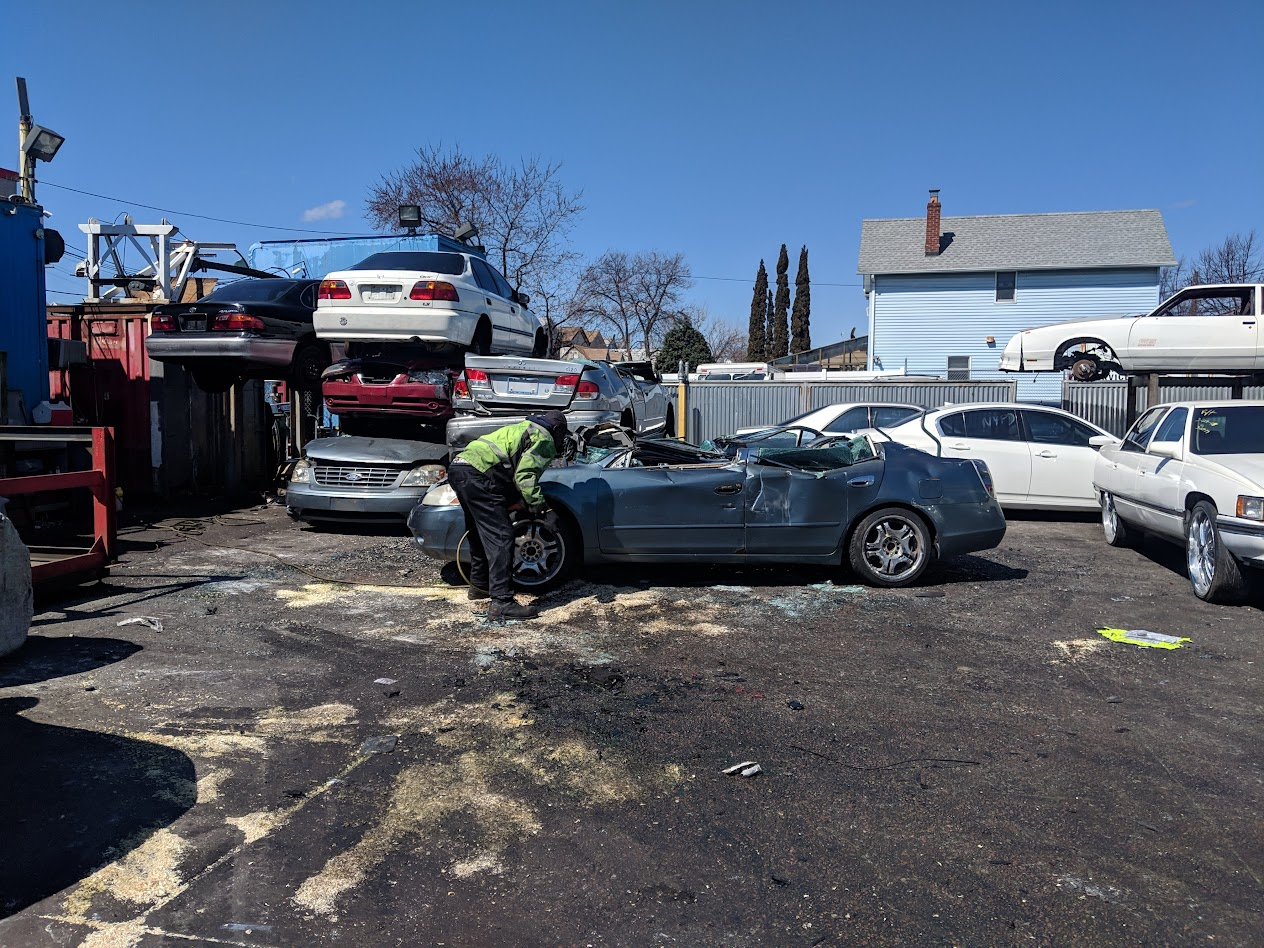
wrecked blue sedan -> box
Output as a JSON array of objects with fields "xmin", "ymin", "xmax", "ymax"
[{"xmin": 407, "ymin": 432, "xmax": 1005, "ymax": 591}]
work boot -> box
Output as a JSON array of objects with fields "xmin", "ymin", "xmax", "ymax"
[
  {"xmin": 467, "ymin": 586, "xmax": 490, "ymax": 601},
  {"xmin": 487, "ymin": 600, "xmax": 539, "ymax": 622}
]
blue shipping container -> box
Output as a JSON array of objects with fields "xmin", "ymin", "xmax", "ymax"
[
  {"xmin": 0, "ymin": 202, "xmax": 51, "ymax": 415},
  {"xmin": 248, "ymin": 234, "xmax": 484, "ymax": 281}
]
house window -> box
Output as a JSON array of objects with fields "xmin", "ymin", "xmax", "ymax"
[
  {"xmin": 995, "ymin": 271, "xmax": 1016, "ymax": 303},
  {"xmin": 947, "ymin": 356, "xmax": 971, "ymax": 381}
]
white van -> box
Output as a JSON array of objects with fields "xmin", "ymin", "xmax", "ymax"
[{"xmin": 696, "ymin": 362, "xmax": 769, "ymax": 381}]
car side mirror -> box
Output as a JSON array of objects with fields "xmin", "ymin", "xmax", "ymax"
[
  {"xmin": 513, "ymin": 290, "xmax": 530, "ymax": 307},
  {"xmin": 1148, "ymin": 440, "xmax": 1183, "ymax": 460},
  {"xmin": 1088, "ymin": 435, "xmax": 1116, "ymax": 448}
]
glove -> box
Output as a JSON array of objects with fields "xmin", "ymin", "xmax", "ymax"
[{"xmin": 528, "ymin": 503, "xmax": 550, "ymax": 517}]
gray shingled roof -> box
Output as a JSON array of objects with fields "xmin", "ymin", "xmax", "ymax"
[{"xmin": 857, "ymin": 209, "xmax": 1176, "ymax": 274}]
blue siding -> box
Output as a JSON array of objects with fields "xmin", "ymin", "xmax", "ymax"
[{"xmin": 868, "ymin": 267, "xmax": 1160, "ymax": 403}]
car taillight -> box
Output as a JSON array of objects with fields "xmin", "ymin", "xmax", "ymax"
[
  {"xmin": 554, "ymin": 373, "xmax": 580, "ymax": 389},
  {"xmin": 465, "ymin": 368, "xmax": 491, "ymax": 390},
  {"xmin": 574, "ymin": 380, "xmax": 599, "ymax": 399},
  {"xmin": 970, "ymin": 459, "xmax": 995, "ymax": 496},
  {"xmin": 410, "ymin": 281, "xmax": 460, "ymax": 302},
  {"xmin": 150, "ymin": 314, "xmax": 175, "ymax": 331},
  {"xmin": 319, "ymin": 279, "xmax": 351, "ymax": 300},
  {"xmin": 212, "ymin": 312, "xmax": 266, "ymax": 331},
  {"xmin": 453, "ymin": 378, "xmax": 470, "ymax": 398}
]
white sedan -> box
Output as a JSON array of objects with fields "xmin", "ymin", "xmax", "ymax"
[
  {"xmin": 313, "ymin": 249, "xmax": 546, "ymax": 357},
  {"xmin": 735, "ymin": 403, "xmax": 922, "ymax": 437},
  {"xmin": 999, "ymin": 283, "xmax": 1262, "ymax": 382},
  {"xmin": 1094, "ymin": 400, "xmax": 1264, "ymax": 603},
  {"xmin": 864, "ymin": 403, "xmax": 1118, "ymax": 510}
]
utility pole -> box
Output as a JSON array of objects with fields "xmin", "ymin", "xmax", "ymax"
[{"xmin": 16, "ymin": 77, "xmax": 34, "ymax": 202}]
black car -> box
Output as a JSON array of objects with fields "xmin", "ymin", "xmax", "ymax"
[{"xmin": 145, "ymin": 278, "xmax": 330, "ymax": 392}]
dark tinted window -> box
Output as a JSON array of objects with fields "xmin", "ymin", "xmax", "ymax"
[
  {"xmin": 1151, "ymin": 407, "xmax": 1188, "ymax": 444},
  {"xmin": 488, "ymin": 266, "xmax": 514, "ymax": 299},
  {"xmin": 1121, "ymin": 407, "xmax": 1166, "ymax": 453},
  {"xmin": 348, "ymin": 252, "xmax": 466, "ymax": 275},
  {"xmin": 1190, "ymin": 406, "xmax": 1264, "ymax": 455},
  {"xmin": 204, "ymin": 280, "xmax": 296, "ymax": 302},
  {"xmin": 1155, "ymin": 288, "xmax": 1255, "ymax": 318},
  {"xmin": 996, "ymin": 271, "xmax": 1016, "ymax": 302},
  {"xmin": 470, "ymin": 258, "xmax": 500, "ymax": 294},
  {"xmin": 1022, "ymin": 410, "xmax": 1099, "ymax": 447},
  {"xmin": 939, "ymin": 408, "xmax": 1021, "ymax": 441},
  {"xmin": 824, "ymin": 407, "xmax": 871, "ymax": 433},
  {"xmin": 873, "ymin": 406, "xmax": 920, "ymax": 427}
]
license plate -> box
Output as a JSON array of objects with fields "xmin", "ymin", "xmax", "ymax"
[
  {"xmin": 183, "ymin": 318, "xmax": 206, "ymax": 332},
  {"xmin": 506, "ymin": 379, "xmax": 540, "ymax": 396},
  {"xmin": 363, "ymin": 286, "xmax": 396, "ymax": 302}
]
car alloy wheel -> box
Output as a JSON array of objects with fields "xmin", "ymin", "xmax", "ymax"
[
  {"xmin": 512, "ymin": 516, "xmax": 571, "ymax": 590},
  {"xmin": 1184, "ymin": 500, "xmax": 1247, "ymax": 604},
  {"xmin": 1101, "ymin": 491, "xmax": 1131, "ymax": 547},
  {"xmin": 848, "ymin": 507, "xmax": 933, "ymax": 587}
]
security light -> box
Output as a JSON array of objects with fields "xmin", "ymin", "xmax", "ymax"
[
  {"xmin": 398, "ymin": 205, "xmax": 421, "ymax": 232},
  {"xmin": 22, "ymin": 124, "xmax": 65, "ymax": 162},
  {"xmin": 454, "ymin": 223, "xmax": 479, "ymax": 244}
]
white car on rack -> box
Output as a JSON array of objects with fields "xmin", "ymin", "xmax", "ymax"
[
  {"xmin": 313, "ymin": 248, "xmax": 547, "ymax": 357},
  {"xmin": 1094, "ymin": 400, "xmax": 1264, "ymax": 603},
  {"xmin": 999, "ymin": 283, "xmax": 1262, "ymax": 382},
  {"xmin": 862, "ymin": 403, "xmax": 1118, "ymax": 510}
]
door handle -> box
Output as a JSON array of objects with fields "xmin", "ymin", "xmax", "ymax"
[
  {"xmin": 1036, "ymin": 450, "xmax": 1058, "ymax": 458},
  {"xmin": 848, "ymin": 475, "xmax": 875, "ymax": 487},
  {"xmin": 486, "ymin": 297, "xmax": 494, "ymax": 305},
  {"xmin": 714, "ymin": 484, "xmax": 742, "ymax": 495},
  {"xmin": 948, "ymin": 443, "xmax": 969, "ymax": 450},
  {"xmin": 1243, "ymin": 320, "xmax": 1256, "ymax": 326}
]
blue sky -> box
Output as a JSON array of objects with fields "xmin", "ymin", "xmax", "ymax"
[{"xmin": 12, "ymin": 0, "xmax": 1263, "ymax": 346}]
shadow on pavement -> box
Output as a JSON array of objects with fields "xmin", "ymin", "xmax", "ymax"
[
  {"xmin": 0, "ymin": 696, "xmax": 197, "ymax": 918},
  {"xmin": 0, "ymin": 636, "xmax": 141, "ymax": 689}
]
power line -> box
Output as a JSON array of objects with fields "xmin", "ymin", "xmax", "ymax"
[
  {"xmin": 694, "ymin": 274, "xmax": 863, "ymax": 287},
  {"xmin": 41, "ymin": 180, "xmax": 374, "ymax": 236}
]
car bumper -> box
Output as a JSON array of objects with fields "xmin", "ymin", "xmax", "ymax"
[
  {"xmin": 1218, "ymin": 518, "xmax": 1264, "ymax": 568},
  {"xmin": 286, "ymin": 481, "xmax": 430, "ymax": 522},
  {"xmin": 145, "ymin": 334, "xmax": 295, "ymax": 367},
  {"xmin": 997, "ymin": 337, "xmax": 1024, "ymax": 372},
  {"xmin": 323, "ymin": 380, "xmax": 455, "ymax": 421},
  {"xmin": 927, "ymin": 501, "xmax": 1007, "ymax": 558},
  {"xmin": 446, "ymin": 409, "xmax": 622, "ymax": 449},
  {"xmin": 406, "ymin": 502, "xmax": 466, "ymax": 562},
  {"xmin": 313, "ymin": 306, "xmax": 479, "ymax": 344}
]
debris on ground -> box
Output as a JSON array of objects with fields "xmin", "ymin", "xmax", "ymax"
[
  {"xmin": 787, "ymin": 700, "xmax": 805, "ymax": 711},
  {"xmin": 116, "ymin": 616, "xmax": 164, "ymax": 632},
  {"xmin": 373, "ymin": 677, "xmax": 398, "ymax": 685},
  {"xmin": 915, "ymin": 590, "xmax": 946, "ymax": 598},
  {"xmin": 722, "ymin": 761, "xmax": 762, "ymax": 777},
  {"xmin": 359, "ymin": 735, "xmax": 399, "ymax": 755},
  {"xmin": 1097, "ymin": 627, "xmax": 1191, "ymax": 650}
]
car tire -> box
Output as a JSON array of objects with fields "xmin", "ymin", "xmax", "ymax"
[
  {"xmin": 1101, "ymin": 491, "xmax": 1133, "ymax": 547},
  {"xmin": 1185, "ymin": 501, "xmax": 1248, "ymax": 604},
  {"xmin": 848, "ymin": 507, "xmax": 935, "ymax": 587},
  {"xmin": 664, "ymin": 406, "xmax": 676, "ymax": 438},
  {"xmin": 290, "ymin": 340, "xmax": 330, "ymax": 390},
  {"xmin": 470, "ymin": 320, "xmax": 493, "ymax": 356},
  {"xmin": 511, "ymin": 512, "xmax": 578, "ymax": 592},
  {"xmin": 191, "ymin": 368, "xmax": 239, "ymax": 393},
  {"xmin": 531, "ymin": 330, "xmax": 548, "ymax": 358}
]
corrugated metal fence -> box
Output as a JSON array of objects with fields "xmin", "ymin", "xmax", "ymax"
[
  {"xmin": 1062, "ymin": 381, "xmax": 1264, "ymax": 436},
  {"xmin": 670, "ymin": 380, "xmax": 1016, "ymax": 444}
]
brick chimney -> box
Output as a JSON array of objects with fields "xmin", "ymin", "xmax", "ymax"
[{"xmin": 925, "ymin": 189, "xmax": 942, "ymax": 256}]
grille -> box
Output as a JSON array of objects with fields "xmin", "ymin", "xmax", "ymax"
[
  {"xmin": 357, "ymin": 372, "xmax": 402, "ymax": 385},
  {"xmin": 312, "ymin": 465, "xmax": 401, "ymax": 489}
]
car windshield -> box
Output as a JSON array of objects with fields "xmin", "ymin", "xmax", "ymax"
[
  {"xmin": 203, "ymin": 280, "xmax": 294, "ymax": 302},
  {"xmin": 758, "ymin": 436, "xmax": 877, "ymax": 470},
  {"xmin": 1190, "ymin": 406, "xmax": 1264, "ymax": 455},
  {"xmin": 347, "ymin": 252, "xmax": 466, "ymax": 275}
]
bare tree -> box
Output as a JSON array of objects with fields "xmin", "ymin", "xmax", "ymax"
[
  {"xmin": 1161, "ymin": 231, "xmax": 1262, "ymax": 300},
  {"xmin": 364, "ymin": 144, "xmax": 585, "ymax": 316},
  {"xmin": 681, "ymin": 306, "xmax": 747, "ymax": 362},
  {"xmin": 571, "ymin": 250, "xmax": 692, "ymax": 357}
]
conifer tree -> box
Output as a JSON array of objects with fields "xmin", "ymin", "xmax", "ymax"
[
  {"xmin": 746, "ymin": 261, "xmax": 768, "ymax": 360},
  {"xmin": 791, "ymin": 245, "xmax": 811, "ymax": 353},
  {"xmin": 765, "ymin": 290, "xmax": 774, "ymax": 360},
  {"xmin": 770, "ymin": 244, "xmax": 790, "ymax": 359}
]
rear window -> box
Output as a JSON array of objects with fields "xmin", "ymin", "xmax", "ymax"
[
  {"xmin": 347, "ymin": 252, "xmax": 466, "ymax": 275},
  {"xmin": 761, "ymin": 437, "xmax": 876, "ymax": 470},
  {"xmin": 203, "ymin": 280, "xmax": 295, "ymax": 302}
]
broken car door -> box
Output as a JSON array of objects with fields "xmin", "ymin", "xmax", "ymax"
[
  {"xmin": 594, "ymin": 464, "xmax": 745, "ymax": 556},
  {"xmin": 743, "ymin": 455, "xmax": 880, "ymax": 555}
]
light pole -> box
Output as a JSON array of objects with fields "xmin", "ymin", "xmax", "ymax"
[{"xmin": 15, "ymin": 78, "xmax": 65, "ymax": 203}]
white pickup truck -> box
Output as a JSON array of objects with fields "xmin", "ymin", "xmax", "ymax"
[{"xmin": 1093, "ymin": 400, "xmax": 1264, "ymax": 602}]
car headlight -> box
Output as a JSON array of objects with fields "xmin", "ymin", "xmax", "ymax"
[
  {"xmin": 401, "ymin": 464, "xmax": 445, "ymax": 488},
  {"xmin": 289, "ymin": 459, "xmax": 312, "ymax": 484},
  {"xmin": 1236, "ymin": 496, "xmax": 1264, "ymax": 520},
  {"xmin": 421, "ymin": 482, "xmax": 461, "ymax": 506}
]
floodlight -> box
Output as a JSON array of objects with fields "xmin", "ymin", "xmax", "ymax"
[
  {"xmin": 454, "ymin": 223, "xmax": 479, "ymax": 244},
  {"xmin": 22, "ymin": 124, "xmax": 65, "ymax": 162},
  {"xmin": 398, "ymin": 205, "xmax": 421, "ymax": 229}
]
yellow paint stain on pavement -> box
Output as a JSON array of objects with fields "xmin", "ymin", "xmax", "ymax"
[{"xmin": 63, "ymin": 828, "xmax": 189, "ymax": 920}]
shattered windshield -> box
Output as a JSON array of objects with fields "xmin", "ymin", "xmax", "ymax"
[{"xmin": 757, "ymin": 436, "xmax": 877, "ymax": 471}]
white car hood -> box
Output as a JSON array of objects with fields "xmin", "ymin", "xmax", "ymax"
[
  {"xmin": 1197, "ymin": 454, "xmax": 1264, "ymax": 492},
  {"xmin": 1021, "ymin": 315, "xmax": 1137, "ymax": 340}
]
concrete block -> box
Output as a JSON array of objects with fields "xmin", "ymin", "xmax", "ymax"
[{"xmin": 0, "ymin": 509, "xmax": 33, "ymax": 657}]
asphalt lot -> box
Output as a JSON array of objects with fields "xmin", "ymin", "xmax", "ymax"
[{"xmin": 1, "ymin": 504, "xmax": 1261, "ymax": 946}]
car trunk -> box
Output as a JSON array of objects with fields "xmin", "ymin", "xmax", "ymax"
[{"xmin": 462, "ymin": 355, "xmax": 581, "ymax": 412}]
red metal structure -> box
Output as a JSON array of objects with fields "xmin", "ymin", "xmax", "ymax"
[{"xmin": 0, "ymin": 426, "xmax": 116, "ymax": 582}]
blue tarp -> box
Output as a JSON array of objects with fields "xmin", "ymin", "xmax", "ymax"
[{"xmin": 247, "ymin": 234, "xmax": 483, "ymax": 281}]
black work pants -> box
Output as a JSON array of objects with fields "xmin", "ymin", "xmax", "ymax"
[{"xmin": 447, "ymin": 462, "xmax": 515, "ymax": 602}]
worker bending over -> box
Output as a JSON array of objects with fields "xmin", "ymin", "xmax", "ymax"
[{"xmin": 446, "ymin": 410, "xmax": 568, "ymax": 621}]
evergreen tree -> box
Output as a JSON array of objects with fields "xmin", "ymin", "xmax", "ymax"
[
  {"xmin": 765, "ymin": 290, "xmax": 774, "ymax": 360},
  {"xmin": 657, "ymin": 321, "xmax": 713, "ymax": 372},
  {"xmin": 791, "ymin": 245, "xmax": 811, "ymax": 353},
  {"xmin": 771, "ymin": 244, "xmax": 790, "ymax": 359},
  {"xmin": 746, "ymin": 261, "xmax": 768, "ymax": 360}
]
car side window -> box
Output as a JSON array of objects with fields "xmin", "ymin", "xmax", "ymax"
[
  {"xmin": 1121, "ymin": 407, "xmax": 1166, "ymax": 453},
  {"xmin": 300, "ymin": 285, "xmax": 317, "ymax": 310},
  {"xmin": 825, "ymin": 407, "xmax": 870, "ymax": 433},
  {"xmin": 1022, "ymin": 410, "xmax": 1099, "ymax": 447},
  {"xmin": 941, "ymin": 408, "xmax": 1021, "ymax": 441},
  {"xmin": 469, "ymin": 258, "xmax": 499, "ymax": 295},
  {"xmin": 489, "ymin": 266, "xmax": 515, "ymax": 301},
  {"xmin": 938, "ymin": 412, "xmax": 966, "ymax": 437},
  {"xmin": 873, "ymin": 407, "xmax": 919, "ymax": 427},
  {"xmin": 1151, "ymin": 407, "xmax": 1188, "ymax": 445}
]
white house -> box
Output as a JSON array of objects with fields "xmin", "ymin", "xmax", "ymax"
[{"xmin": 857, "ymin": 191, "xmax": 1177, "ymax": 402}]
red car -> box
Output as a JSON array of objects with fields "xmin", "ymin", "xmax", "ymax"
[{"xmin": 322, "ymin": 348, "xmax": 461, "ymax": 430}]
